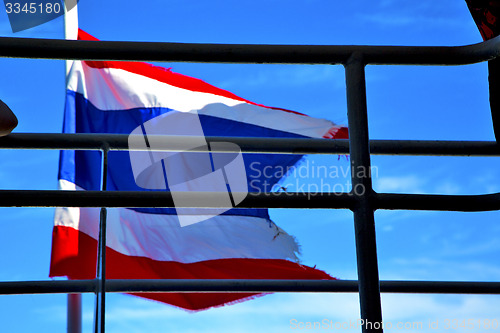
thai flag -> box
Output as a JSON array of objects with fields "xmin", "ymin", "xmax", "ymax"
[{"xmin": 49, "ymin": 30, "xmax": 348, "ymax": 311}]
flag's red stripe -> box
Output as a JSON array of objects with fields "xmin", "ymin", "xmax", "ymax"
[
  {"xmin": 323, "ymin": 126, "xmax": 349, "ymax": 139},
  {"xmin": 50, "ymin": 226, "xmax": 335, "ymax": 311},
  {"xmin": 77, "ymin": 29, "xmax": 308, "ymax": 117}
]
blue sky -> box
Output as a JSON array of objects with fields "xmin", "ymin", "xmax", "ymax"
[{"xmin": 1, "ymin": 0, "xmax": 500, "ymax": 332}]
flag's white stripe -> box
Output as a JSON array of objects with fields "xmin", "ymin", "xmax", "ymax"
[
  {"xmin": 56, "ymin": 179, "xmax": 301, "ymax": 264},
  {"xmin": 198, "ymin": 102, "xmax": 335, "ymax": 138},
  {"xmin": 68, "ymin": 62, "xmax": 244, "ymax": 112},
  {"xmin": 68, "ymin": 62, "xmax": 338, "ymax": 138},
  {"xmin": 54, "ymin": 180, "xmax": 80, "ymax": 229}
]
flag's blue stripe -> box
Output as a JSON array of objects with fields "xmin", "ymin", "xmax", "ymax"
[{"xmin": 60, "ymin": 91, "xmax": 305, "ymax": 218}]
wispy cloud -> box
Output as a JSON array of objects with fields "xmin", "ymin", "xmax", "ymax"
[
  {"xmin": 218, "ymin": 66, "xmax": 345, "ymax": 91},
  {"xmin": 373, "ymin": 164, "xmax": 500, "ymax": 195},
  {"xmin": 471, "ymin": 171, "xmax": 500, "ymax": 194},
  {"xmin": 102, "ymin": 292, "xmax": 500, "ymax": 333},
  {"xmin": 374, "ymin": 174, "xmax": 424, "ymax": 193},
  {"xmin": 381, "ymin": 293, "xmax": 500, "ymax": 325},
  {"xmin": 433, "ymin": 181, "xmax": 463, "ymax": 195},
  {"xmin": 358, "ymin": 13, "xmax": 463, "ymax": 30},
  {"xmin": 356, "ymin": 0, "xmax": 466, "ymax": 31},
  {"xmin": 385, "ymin": 257, "xmax": 500, "ymax": 281}
]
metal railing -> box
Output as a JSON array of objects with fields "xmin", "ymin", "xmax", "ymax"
[{"xmin": 2, "ymin": 35, "xmax": 500, "ymax": 333}]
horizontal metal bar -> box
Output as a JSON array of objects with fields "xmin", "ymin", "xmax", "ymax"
[
  {"xmin": 105, "ymin": 280, "xmax": 500, "ymax": 295},
  {"xmin": 381, "ymin": 281, "xmax": 500, "ymax": 294},
  {"xmin": 0, "ymin": 133, "xmax": 126, "ymax": 151},
  {"xmin": 0, "ymin": 190, "xmax": 356, "ymax": 209},
  {"xmin": 0, "ymin": 133, "xmax": 350, "ymax": 155},
  {"xmin": 1, "ymin": 36, "xmax": 500, "ymax": 65},
  {"xmin": 375, "ymin": 192, "xmax": 500, "ymax": 212},
  {"xmin": 0, "ymin": 280, "xmax": 96, "ymax": 295},
  {"xmin": 1, "ymin": 279, "xmax": 499, "ymax": 295},
  {"xmin": 1, "ymin": 190, "xmax": 500, "ymax": 212},
  {"xmin": 1, "ymin": 134, "xmax": 500, "ymax": 156},
  {"xmin": 371, "ymin": 140, "xmax": 500, "ymax": 156}
]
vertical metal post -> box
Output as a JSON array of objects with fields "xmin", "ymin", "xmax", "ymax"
[
  {"xmin": 344, "ymin": 53, "xmax": 383, "ymax": 332},
  {"xmin": 94, "ymin": 145, "xmax": 109, "ymax": 333},
  {"xmin": 488, "ymin": 58, "xmax": 500, "ymax": 141},
  {"xmin": 68, "ymin": 293, "xmax": 82, "ymax": 333}
]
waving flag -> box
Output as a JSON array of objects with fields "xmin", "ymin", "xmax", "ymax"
[
  {"xmin": 49, "ymin": 30, "xmax": 348, "ymax": 311},
  {"xmin": 466, "ymin": 0, "xmax": 500, "ymax": 141},
  {"xmin": 465, "ymin": 0, "xmax": 500, "ymax": 40}
]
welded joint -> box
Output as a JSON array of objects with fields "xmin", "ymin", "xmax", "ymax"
[
  {"xmin": 345, "ymin": 51, "xmax": 366, "ymax": 67},
  {"xmin": 350, "ymin": 189, "xmax": 378, "ymax": 212}
]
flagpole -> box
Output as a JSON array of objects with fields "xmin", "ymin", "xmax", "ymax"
[
  {"xmin": 67, "ymin": 293, "xmax": 82, "ymax": 333},
  {"xmin": 64, "ymin": 1, "xmax": 81, "ymax": 333}
]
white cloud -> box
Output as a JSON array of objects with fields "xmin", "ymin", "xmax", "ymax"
[
  {"xmin": 356, "ymin": 0, "xmax": 466, "ymax": 31},
  {"xmin": 384, "ymin": 257, "xmax": 500, "ymax": 281},
  {"xmin": 102, "ymin": 291, "xmax": 500, "ymax": 333},
  {"xmin": 103, "ymin": 293, "xmax": 362, "ymax": 333},
  {"xmin": 372, "ymin": 168, "xmax": 500, "ymax": 195},
  {"xmin": 433, "ymin": 181, "xmax": 462, "ymax": 195},
  {"xmin": 381, "ymin": 294, "xmax": 500, "ymax": 330},
  {"xmin": 374, "ymin": 175, "xmax": 424, "ymax": 193},
  {"xmin": 218, "ymin": 66, "xmax": 345, "ymax": 91},
  {"xmin": 471, "ymin": 171, "xmax": 500, "ymax": 194}
]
